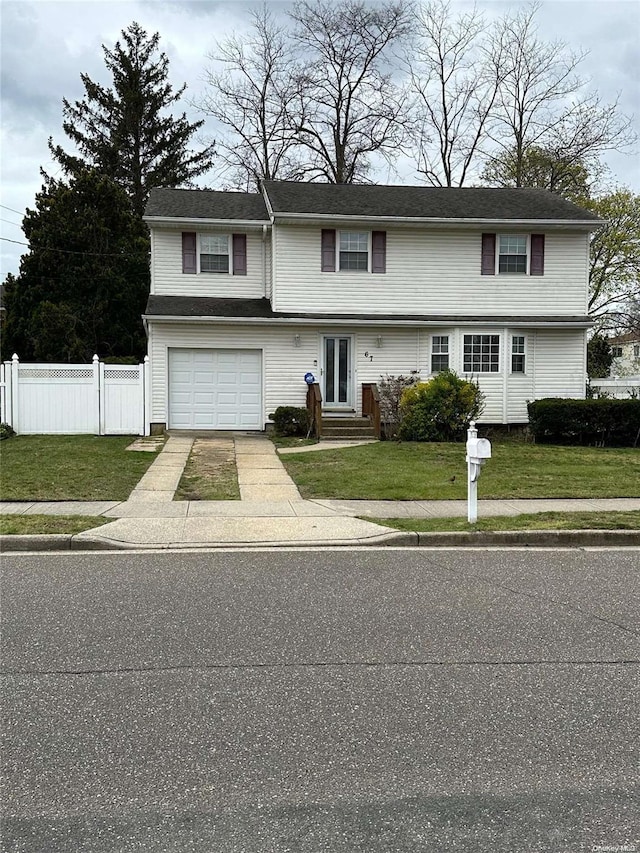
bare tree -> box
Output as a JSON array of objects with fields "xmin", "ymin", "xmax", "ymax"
[
  {"xmin": 407, "ymin": 0, "xmax": 504, "ymax": 187},
  {"xmin": 484, "ymin": 2, "xmax": 634, "ymax": 187},
  {"xmin": 288, "ymin": 0, "xmax": 412, "ymax": 184},
  {"xmin": 197, "ymin": 5, "xmax": 300, "ymax": 190}
]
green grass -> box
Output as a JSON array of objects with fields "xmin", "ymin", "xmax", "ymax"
[
  {"xmin": 175, "ymin": 441, "xmax": 240, "ymax": 501},
  {"xmin": 369, "ymin": 511, "xmax": 640, "ymax": 533},
  {"xmin": 0, "ymin": 515, "xmax": 110, "ymax": 535},
  {"xmin": 280, "ymin": 440, "xmax": 640, "ymax": 500},
  {"xmin": 0, "ymin": 435, "xmax": 160, "ymax": 501}
]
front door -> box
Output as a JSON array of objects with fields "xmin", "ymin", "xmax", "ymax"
[{"xmin": 322, "ymin": 335, "xmax": 353, "ymax": 409}]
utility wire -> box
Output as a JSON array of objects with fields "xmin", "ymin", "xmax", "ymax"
[
  {"xmin": 0, "ymin": 236, "xmax": 147, "ymax": 259},
  {"xmin": 0, "ymin": 218, "xmax": 23, "ymax": 228},
  {"xmin": 0, "ymin": 204, "xmax": 25, "ymax": 216}
]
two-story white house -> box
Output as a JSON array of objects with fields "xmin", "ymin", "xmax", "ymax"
[{"xmin": 142, "ymin": 181, "xmax": 602, "ymax": 433}]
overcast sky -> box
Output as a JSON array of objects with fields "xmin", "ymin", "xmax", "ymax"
[{"xmin": 1, "ymin": 0, "xmax": 639, "ymax": 280}]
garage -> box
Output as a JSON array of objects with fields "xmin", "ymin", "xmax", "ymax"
[{"xmin": 168, "ymin": 348, "xmax": 262, "ymax": 430}]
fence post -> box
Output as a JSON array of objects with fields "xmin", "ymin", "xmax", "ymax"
[
  {"xmin": 143, "ymin": 356, "xmax": 151, "ymax": 436},
  {"xmin": 10, "ymin": 354, "xmax": 19, "ymax": 433},
  {"xmin": 93, "ymin": 355, "xmax": 101, "ymax": 435}
]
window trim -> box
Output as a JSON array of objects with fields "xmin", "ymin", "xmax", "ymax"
[
  {"xmin": 463, "ymin": 333, "xmax": 501, "ymax": 374},
  {"xmin": 497, "ymin": 234, "xmax": 529, "ymax": 275},
  {"xmin": 199, "ymin": 233, "xmax": 231, "ymax": 275},
  {"xmin": 510, "ymin": 334, "xmax": 527, "ymax": 375},
  {"xmin": 430, "ymin": 335, "xmax": 450, "ymax": 374},
  {"xmin": 337, "ymin": 230, "xmax": 370, "ymax": 272}
]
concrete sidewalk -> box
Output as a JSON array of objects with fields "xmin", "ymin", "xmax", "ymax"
[{"xmin": 2, "ymin": 433, "xmax": 639, "ymax": 550}]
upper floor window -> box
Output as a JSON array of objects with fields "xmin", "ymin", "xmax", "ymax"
[
  {"xmin": 431, "ymin": 335, "xmax": 449, "ymax": 372},
  {"xmin": 511, "ymin": 335, "xmax": 526, "ymax": 373},
  {"xmin": 499, "ymin": 235, "xmax": 527, "ymax": 273},
  {"xmin": 182, "ymin": 231, "xmax": 246, "ymax": 276},
  {"xmin": 200, "ymin": 234, "xmax": 229, "ymax": 273},
  {"xmin": 339, "ymin": 232, "xmax": 368, "ymax": 271},
  {"xmin": 321, "ymin": 229, "xmax": 386, "ymax": 273},
  {"xmin": 464, "ymin": 334, "xmax": 500, "ymax": 373},
  {"xmin": 612, "ymin": 346, "xmax": 623, "ymax": 357},
  {"xmin": 481, "ymin": 233, "xmax": 544, "ymax": 276}
]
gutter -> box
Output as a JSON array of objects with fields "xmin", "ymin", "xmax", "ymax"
[
  {"xmin": 269, "ymin": 212, "xmax": 605, "ymax": 230},
  {"xmin": 142, "ymin": 314, "xmax": 594, "ymax": 329}
]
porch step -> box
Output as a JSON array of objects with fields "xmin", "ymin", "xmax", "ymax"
[{"xmin": 321, "ymin": 417, "xmax": 376, "ymax": 439}]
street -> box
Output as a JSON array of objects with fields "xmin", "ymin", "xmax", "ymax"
[{"xmin": 1, "ymin": 547, "xmax": 639, "ymax": 852}]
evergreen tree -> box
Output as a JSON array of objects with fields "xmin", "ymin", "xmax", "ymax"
[
  {"xmin": 1, "ymin": 169, "xmax": 149, "ymax": 362},
  {"xmin": 587, "ymin": 334, "xmax": 614, "ymax": 379},
  {"xmin": 49, "ymin": 22, "xmax": 215, "ymax": 216}
]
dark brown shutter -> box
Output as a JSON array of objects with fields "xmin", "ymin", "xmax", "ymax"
[
  {"xmin": 321, "ymin": 229, "xmax": 336, "ymax": 272},
  {"xmin": 530, "ymin": 234, "xmax": 545, "ymax": 276},
  {"xmin": 232, "ymin": 234, "xmax": 247, "ymax": 275},
  {"xmin": 481, "ymin": 233, "xmax": 496, "ymax": 275},
  {"xmin": 182, "ymin": 232, "xmax": 197, "ymax": 274},
  {"xmin": 371, "ymin": 230, "xmax": 386, "ymax": 273}
]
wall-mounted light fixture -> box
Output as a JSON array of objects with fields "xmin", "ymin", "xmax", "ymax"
[
  {"xmin": 294, "ymin": 334, "xmax": 301, "ymax": 348},
  {"xmin": 376, "ymin": 335, "xmax": 383, "ymax": 348}
]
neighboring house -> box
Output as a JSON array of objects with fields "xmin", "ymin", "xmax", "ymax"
[
  {"xmin": 142, "ymin": 181, "xmax": 603, "ymax": 432},
  {"xmin": 609, "ymin": 331, "xmax": 640, "ymax": 377}
]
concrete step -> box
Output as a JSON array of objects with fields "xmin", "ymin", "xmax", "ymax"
[
  {"xmin": 322, "ymin": 417, "xmax": 372, "ymax": 428},
  {"xmin": 321, "ymin": 426, "xmax": 377, "ymax": 439}
]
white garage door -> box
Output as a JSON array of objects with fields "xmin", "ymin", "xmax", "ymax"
[{"xmin": 168, "ymin": 348, "xmax": 262, "ymax": 429}]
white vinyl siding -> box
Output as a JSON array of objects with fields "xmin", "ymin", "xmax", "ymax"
[
  {"xmin": 534, "ymin": 329, "xmax": 587, "ymax": 401},
  {"xmin": 273, "ymin": 225, "xmax": 588, "ymax": 316},
  {"xmin": 151, "ymin": 229, "xmax": 269, "ymax": 298}
]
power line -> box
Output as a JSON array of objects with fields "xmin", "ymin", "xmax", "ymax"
[
  {"xmin": 0, "ymin": 236, "xmax": 147, "ymax": 259},
  {"xmin": 1, "ymin": 218, "xmax": 23, "ymax": 228},
  {"xmin": 0, "ymin": 204, "xmax": 25, "ymax": 217}
]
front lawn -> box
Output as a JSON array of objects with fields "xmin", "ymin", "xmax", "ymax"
[
  {"xmin": 371, "ymin": 511, "xmax": 640, "ymax": 533},
  {"xmin": 279, "ymin": 440, "xmax": 640, "ymax": 500},
  {"xmin": 0, "ymin": 515, "xmax": 110, "ymax": 535},
  {"xmin": 0, "ymin": 435, "xmax": 160, "ymax": 501}
]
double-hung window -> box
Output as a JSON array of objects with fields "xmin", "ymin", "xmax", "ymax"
[
  {"xmin": 634, "ymin": 345, "xmax": 640, "ymax": 357},
  {"xmin": 431, "ymin": 336, "xmax": 449, "ymax": 372},
  {"xmin": 339, "ymin": 232, "xmax": 369, "ymax": 271},
  {"xmin": 498, "ymin": 235, "xmax": 527, "ymax": 273},
  {"xmin": 482, "ymin": 233, "xmax": 544, "ymax": 276},
  {"xmin": 200, "ymin": 234, "xmax": 230, "ymax": 273},
  {"xmin": 612, "ymin": 346, "xmax": 623, "ymax": 358},
  {"xmin": 511, "ymin": 335, "xmax": 526, "ymax": 373},
  {"xmin": 463, "ymin": 334, "xmax": 500, "ymax": 373}
]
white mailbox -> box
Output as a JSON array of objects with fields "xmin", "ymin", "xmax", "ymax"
[{"xmin": 466, "ymin": 422, "xmax": 491, "ymax": 523}]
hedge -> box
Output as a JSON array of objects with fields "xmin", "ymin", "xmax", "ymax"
[{"xmin": 527, "ymin": 398, "xmax": 640, "ymax": 447}]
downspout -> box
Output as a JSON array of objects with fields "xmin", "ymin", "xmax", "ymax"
[{"xmin": 262, "ymin": 224, "xmax": 267, "ymax": 298}]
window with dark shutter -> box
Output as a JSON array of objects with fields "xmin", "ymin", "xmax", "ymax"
[
  {"xmin": 321, "ymin": 229, "xmax": 336, "ymax": 272},
  {"xmin": 182, "ymin": 232, "xmax": 197, "ymax": 274},
  {"xmin": 232, "ymin": 234, "xmax": 247, "ymax": 275},
  {"xmin": 481, "ymin": 233, "xmax": 496, "ymax": 275},
  {"xmin": 530, "ymin": 234, "xmax": 545, "ymax": 276},
  {"xmin": 371, "ymin": 231, "xmax": 386, "ymax": 273}
]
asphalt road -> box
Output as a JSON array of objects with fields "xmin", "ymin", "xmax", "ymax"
[{"xmin": 1, "ymin": 547, "xmax": 639, "ymax": 852}]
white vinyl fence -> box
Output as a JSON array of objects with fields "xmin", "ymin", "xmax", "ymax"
[
  {"xmin": 590, "ymin": 377, "xmax": 640, "ymax": 400},
  {"xmin": 0, "ymin": 354, "xmax": 150, "ymax": 435}
]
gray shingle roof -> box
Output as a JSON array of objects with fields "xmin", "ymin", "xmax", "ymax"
[
  {"xmin": 144, "ymin": 296, "xmax": 592, "ymax": 326},
  {"xmin": 262, "ymin": 180, "xmax": 600, "ymax": 222},
  {"xmin": 145, "ymin": 187, "xmax": 269, "ymax": 221}
]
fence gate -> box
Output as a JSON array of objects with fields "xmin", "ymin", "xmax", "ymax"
[{"xmin": 1, "ymin": 355, "xmax": 150, "ymax": 436}]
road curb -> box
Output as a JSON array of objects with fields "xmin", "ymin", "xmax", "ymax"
[{"xmin": 1, "ymin": 529, "xmax": 639, "ymax": 552}]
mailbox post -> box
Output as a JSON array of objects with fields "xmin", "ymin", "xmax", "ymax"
[{"xmin": 466, "ymin": 420, "xmax": 491, "ymax": 523}]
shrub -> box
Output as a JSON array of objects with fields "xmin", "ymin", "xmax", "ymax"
[
  {"xmin": 398, "ymin": 371, "xmax": 485, "ymax": 441},
  {"xmin": 268, "ymin": 406, "xmax": 311, "ymax": 436},
  {"xmin": 378, "ymin": 372, "xmax": 421, "ymax": 438},
  {"xmin": 527, "ymin": 398, "xmax": 640, "ymax": 447},
  {"xmin": 0, "ymin": 422, "xmax": 16, "ymax": 440}
]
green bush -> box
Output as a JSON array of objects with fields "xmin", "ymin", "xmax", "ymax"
[
  {"xmin": 527, "ymin": 398, "xmax": 640, "ymax": 446},
  {"xmin": 398, "ymin": 371, "xmax": 485, "ymax": 441},
  {"xmin": 268, "ymin": 406, "xmax": 311, "ymax": 436},
  {"xmin": 0, "ymin": 423, "xmax": 16, "ymax": 441}
]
